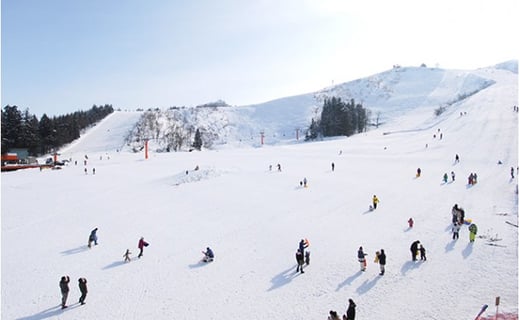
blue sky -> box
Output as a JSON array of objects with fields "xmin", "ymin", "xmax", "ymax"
[{"xmin": 1, "ymin": 0, "xmax": 518, "ymax": 117}]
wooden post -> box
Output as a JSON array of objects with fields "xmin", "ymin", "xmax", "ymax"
[
  {"xmin": 495, "ymin": 296, "xmax": 500, "ymax": 320},
  {"xmin": 145, "ymin": 139, "xmax": 149, "ymax": 160},
  {"xmin": 260, "ymin": 131, "xmax": 264, "ymax": 145}
]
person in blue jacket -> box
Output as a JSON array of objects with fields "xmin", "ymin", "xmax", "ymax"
[{"xmin": 203, "ymin": 247, "xmax": 214, "ymax": 262}]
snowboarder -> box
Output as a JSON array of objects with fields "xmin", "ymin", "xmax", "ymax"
[
  {"xmin": 455, "ymin": 154, "xmax": 460, "ymax": 163},
  {"xmin": 416, "ymin": 168, "xmax": 421, "ymax": 177},
  {"xmin": 331, "ymin": 162, "xmax": 335, "ymax": 171},
  {"xmin": 277, "ymin": 163, "xmax": 281, "ymax": 172},
  {"xmin": 452, "ymin": 222, "xmax": 461, "ymax": 240},
  {"xmin": 92, "ymin": 168, "xmax": 96, "ymax": 175},
  {"xmin": 202, "ymin": 247, "xmax": 214, "ymax": 262},
  {"xmin": 357, "ymin": 246, "xmax": 367, "ymax": 271},
  {"xmin": 378, "ymin": 249, "xmax": 386, "ymax": 275},
  {"xmin": 451, "ymin": 171, "xmax": 455, "ymax": 181},
  {"xmin": 346, "ymin": 299, "xmax": 356, "ymax": 320},
  {"xmin": 295, "ymin": 249, "xmax": 305, "ymax": 273},
  {"xmin": 372, "ymin": 195, "xmax": 379, "ymax": 209},
  {"xmin": 410, "ymin": 240, "xmax": 420, "ymax": 261},
  {"xmin": 469, "ymin": 223, "xmax": 478, "ymax": 242},
  {"xmin": 303, "ymin": 177, "xmax": 308, "ymax": 188},
  {"xmin": 78, "ymin": 278, "xmax": 87, "ymax": 305},
  {"xmin": 138, "ymin": 237, "xmax": 149, "ymax": 258},
  {"xmin": 59, "ymin": 275, "xmax": 70, "ymax": 309},
  {"xmin": 88, "ymin": 228, "xmax": 98, "ymax": 248},
  {"xmin": 408, "ymin": 218, "xmax": 414, "ymax": 228},
  {"xmin": 419, "ymin": 244, "xmax": 427, "ymax": 261},
  {"xmin": 443, "ymin": 173, "xmax": 448, "ymax": 183},
  {"xmin": 123, "ymin": 249, "xmax": 132, "ymax": 262}
]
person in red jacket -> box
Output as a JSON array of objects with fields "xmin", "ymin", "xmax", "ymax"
[{"xmin": 138, "ymin": 237, "xmax": 149, "ymax": 258}]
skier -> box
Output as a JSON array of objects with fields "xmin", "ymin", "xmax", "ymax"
[
  {"xmin": 372, "ymin": 195, "xmax": 379, "ymax": 210},
  {"xmin": 455, "ymin": 154, "xmax": 460, "ymax": 163},
  {"xmin": 346, "ymin": 298, "xmax": 356, "ymax": 320},
  {"xmin": 357, "ymin": 246, "xmax": 367, "ymax": 271},
  {"xmin": 469, "ymin": 223, "xmax": 478, "ymax": 242},
  {"xmin": 408, "ymin": 218, "xmax": 414, "ymax": 228},
  {"xmin": 277, "ymin": 163, "xmax": 281, "ymax": 172},
  {"xmin": 123, "ymin": 249, "xmax": 132, "ymax": 262},
  {"xmin": 331, "ymin": 162, "xmax": 335, "ymax": 172},
  {"xmin": 202, "ymin": 247, "xmax": 214, "ymax": 262},
  {"xmin": 88, "ymin": 228, "xmax": 98, "ymax": 248},
  {"xmin": 419, "ymin": 244, "xmax": 427, "ymax": 261},
  {"xmin": 378, "ymin": 249, "xmax": 386, "ymax": 275},
  {"xmin": 443, "ymin": 173, "xmax": 448, "ymax": 183},
  {"xmin": 451, "ymin": 171, "xmax": 455, "ymax": 181},
  {"xmin": 59, "ymin": 275, "xmax": 70, "ymax": 309},
  {"xmin": 452, "ymin": 222, "xmax": 461, "ymax": 240},
  {"xmin": 295, "ymin": 249, "xmax": 305, "ymax": 273},
  {"xmin": 511, "ymin": 167, "xmax": 515, "ymax": 179},
  {"xmin": 303, "ymin": 177, "xmax": 308, "ymax": 188},
  {"xmin": 78, "ymin": 278, "xmax": 87, "ymax": 305},
  {"xmin": 416, "ymin": 168, "xmax": 421, "ymax": 177},
  {"xmin": 410, "ymin": 240, "xmax": 420, "ymax": 261},
  {"xmin": 137, "ymin": 237, "xmax": 149, "ymax": 258}
]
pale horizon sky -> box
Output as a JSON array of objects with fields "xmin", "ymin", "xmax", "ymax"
[{"xmin": 1, "ymin": 0, "xmax": 518, "ymax": 117}]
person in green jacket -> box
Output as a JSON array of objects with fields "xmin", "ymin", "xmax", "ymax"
[{"xmin": 469, "ymin": 223, "xmax": 478, "ymax": 242}]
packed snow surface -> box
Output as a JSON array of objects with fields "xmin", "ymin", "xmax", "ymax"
[{"xmin": 1, "ymin": 63, "xmax": 518, "ymax": 319}]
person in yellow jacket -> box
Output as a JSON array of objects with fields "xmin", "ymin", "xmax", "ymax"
[{"xmin": 372, "ymin": 195, "xmax": 379, "ymax": 209}]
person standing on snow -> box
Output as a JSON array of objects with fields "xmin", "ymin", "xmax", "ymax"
[
  {"xmin": 346, "ymin": 298, "xmax": 356, "ymax": 320},
  {"xmin": 299, "ymin": 239, "xmax": 309, "ymax": 257},
  {"xmin": 357, "ymin": 246, "xmax": 367, "ymax": 271},
  {"xmin": 59, "ymin": 276, "xmax": 70, "ymax": 309},
  {"xmin": 372, "ymin": 195, "xmax": 379, "ymax": 209},
  {"xmin": 78, "ymin": 278, "xmax": 88, "ymax": 305},
  {"xmin": 443, "ymin": 173, "xmax": 448, "ymax": 183},
  {"xmin": 410, "ymin": 240, "xmax": 420, "ymax": 261},
  {"xmin": 295, "ymin": 249, "xmax": 305, "ymax": 273},
  {"xmin": 469, "ymin": 223, "xmax": 478, "ymax": 242},
  {"xmin": 378, "ymin": 249, "xmax": 386, "ymax": 275},
  {"xmin": 419, "ymin": 244, "xmax": 427, "ymax": 261},
  {"xmin": 452, "ymin": 222, "xmax": 461, "ymax": 240},
  {"xmin": 451, "ymin": 171, "xmax": 456, "ymax": 182},
  {"xmin": 88, "ymin": 228, "xmax": 98, "ymax": 248},
  {"xmin": 138, "ymin": 237, "xmax": 149, "ymax": 258}
]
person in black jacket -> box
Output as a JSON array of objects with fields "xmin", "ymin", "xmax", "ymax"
[
  {"xmin": 357, "ymin": 247, "xmax": 367, "ymax": 271},
  {"xmin": 59, "ymin": 276, "xmax": 70, "ymax": 309},
  {"xmin": 346, "ymin": 298, "xmax": 356, "ymax": 320},
  {"xmin": 410, "ymin": 240, "xmax": 420, "ymax": 261},
  {"xmin": 378, "ymin": 249, "xmax": 386, "ymax": 275},
  {"xmin": 78, "ymin": 278, "xmax": 88, "ymax": 305},
  {"xmin": 295, "ymin": 249, "xmax": 305, "ymax": 273}
]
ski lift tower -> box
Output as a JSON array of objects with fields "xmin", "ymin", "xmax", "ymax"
[{"xmin": 260, "ymin": 131, "xmax": 265, "ymax": 145}]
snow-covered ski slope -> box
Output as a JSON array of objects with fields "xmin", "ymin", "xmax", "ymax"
[{"xmin": 1, "ymin": 62, "xmax": 518, "ymax": 320}]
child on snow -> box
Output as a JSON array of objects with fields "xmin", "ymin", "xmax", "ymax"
[{"xmin": 123, "ymin": 249, "xmax": 132, "ymax": 262}]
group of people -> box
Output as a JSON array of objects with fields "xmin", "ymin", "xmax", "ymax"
[
  {"xmin": 410, "ymin": 240, "xmax": 427, "ymax": 261},
  {"xmin": 328, "ymin": 298, "xmax": 356, "ymax": 320},
  {"xmin": 295, "ymin": 239, "xmax": 310, "ymax": 273},
  {"xmin": 356, "ymin": 246, "xmax": 386, "ymax": 275},
  {"xmin": 59, "ymin": 276, "xmax": 88, "ymax": 309}
]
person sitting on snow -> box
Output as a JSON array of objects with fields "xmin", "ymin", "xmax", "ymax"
[{"xmin": 203, "ymin": 247, "xmax": 214, "ymax": 262}]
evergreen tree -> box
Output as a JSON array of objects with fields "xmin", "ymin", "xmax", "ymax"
[
  {"xmin": 1, "ymin": 105, "xmax": 23, "ymax": 151},
  {"xmin": 192, "ymin": 128, "xmax": 202, "ymax": 150}
]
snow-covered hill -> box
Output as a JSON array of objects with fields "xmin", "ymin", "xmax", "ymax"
[
  {"xmin": 1, "ymin": 61, "xmax": 518, "ymax": 320},
  {"xmin": 125, "ymin": 62, "xmax": 514, "ymax": 152}
]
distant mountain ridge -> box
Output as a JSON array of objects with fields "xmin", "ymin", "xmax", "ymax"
[{"xmin": 123, "ymin": 60, "xmax": 516, "ymax": 152}]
